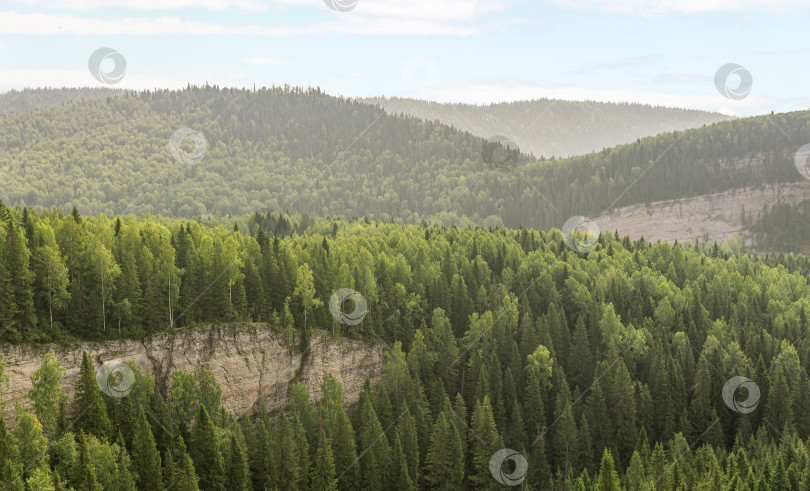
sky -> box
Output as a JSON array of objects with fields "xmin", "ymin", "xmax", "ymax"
[{"xmin": 0, "ymin": 0, "xmax": 808, "ymax": 116}]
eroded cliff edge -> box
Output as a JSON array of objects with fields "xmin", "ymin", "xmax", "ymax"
[{"xmin": 0, "ymin": 323, "xmax": 385, "ymax": 424}]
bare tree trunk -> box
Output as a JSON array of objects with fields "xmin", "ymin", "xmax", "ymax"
[
  {"xmin": 47, "ymin": 265, "xmax": 53, "ymax": 330},
  {"xmin": 101, "ymin": 257, "xmax": 106, "ymax": 331},
  {"xmin": 168, "ymin": 274, "xmax": 174, "ymax": 328}
]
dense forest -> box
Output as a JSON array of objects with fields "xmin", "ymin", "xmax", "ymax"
[
  {"xmin": 2, "ymin": 204, "xmax": 810, "ymax": 489},
  {"xmin": 2, "ymin": 86, "xmax": 810, "ymax": 251},
  {"xmin": 363, "ymin": 96, "xmax": 730, "ymax": 159}
]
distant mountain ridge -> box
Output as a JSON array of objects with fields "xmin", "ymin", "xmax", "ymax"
[
  {"xmin": 0, "ymin": 87, "xmax": 124, "ymax": 115},
  {"xmin": 362, "ymin": 96, "xmax": 731, "ymax": 158}
]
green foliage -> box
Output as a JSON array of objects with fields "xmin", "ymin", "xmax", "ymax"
[
  {"xmin": 2, "ymin": 86, "xmax": 797, "ymax": 247},
  {"xmin": 426, "ymin": 411, "xmax": 464, "ymax": 489},
  {"xmin": 12, "ymin": 410, "xmax": 48, "ymax": 479},
  {"xmin": 72, "ymin": 351, "xmax": 111, "ymax": 441},
  {"xmin": 225, "ymin": 433, "xmax": 250, "ymax": 491},
  {"xmin": 190, "ymin": 404, "xmax": 224, "ymax": 490},
  {"xmin": 596, "ymin": 449, "xmax": 621, "ymax": 490},
  {"xmin": 27, "ymin": 352, "xmax": 67, "ymax": 435},
  {"xmin": 130, "ymin": 405, "xmax": 162, "ymax": 490},
  {"xmin": 3, "ymin": 214, "xmax": 810, "ymax": 489},
  {"xmin": 310, "ymin": 428, "xmax": 336, "ymax": 491}
]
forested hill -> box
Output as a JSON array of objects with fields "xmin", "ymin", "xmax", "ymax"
[
  {"xmin": 3, "ymin": 86, "xmax": 810, "ymax": 250},
  {"xmin": 3, "ymin": 207, "xmax": 810, "ymax": 489},
  {"xmin": 0, "ymin": 85, "xmax": 520, "ymax": 220},
  {"xmin": 362, "ymin": 96, "xmax": 731, "ymax": 158}
]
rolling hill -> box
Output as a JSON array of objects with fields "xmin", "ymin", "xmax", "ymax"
[{"xmin": 2, "ymin": 86, "xmax": 810, "ymax": 251}]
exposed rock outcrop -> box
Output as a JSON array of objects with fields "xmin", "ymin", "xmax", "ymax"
[
  {"xmin": 595, "ymin": 183, "xmax": 810, "ymax": 249},
  {"xmin": 0, "ymin": 324, "xmax": 386, "ymax": 425}
]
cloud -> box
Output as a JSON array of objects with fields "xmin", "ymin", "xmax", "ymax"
[
  {"xmin": 652, "ymin": 72, "xmax": 710, "ymax": 85},
  {"xmin": 4, "ymin": 0, "xmax": 511, "ymax": 19},
  {"xmin": 573, "ymin": 55, "xmax": 660, "ymax": 74},
  {"xmin": 0, "ymin": 10, "xmax": 486, "ymax": 36},
  {"xmin": 5, "ymin": 0, "xmax": 266, "ymax": 11},
  {"xmin": 543, "ymin": 0, "xmax": 810, "ymax": 15},
  {"xmin": 242, "ymin": 57, "xmax": 293, "ymax": 65}
]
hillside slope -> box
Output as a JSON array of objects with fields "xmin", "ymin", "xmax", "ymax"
[{"xmin": 2, "ymin": 86, "xmax": 810, "ymax": 250}]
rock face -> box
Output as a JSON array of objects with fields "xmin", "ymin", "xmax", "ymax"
[
  {"xmin": 0, "ymin": 324, "xmax": 386, "ymax": 425},
  {"xmin": 595, "ymin": 183, "xmax": 810, "ymax": 250}
]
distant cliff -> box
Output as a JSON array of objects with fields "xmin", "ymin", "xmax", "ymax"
[{"xmin": 1, "ymin": 324, "xmax": 386, "ymax": 425}]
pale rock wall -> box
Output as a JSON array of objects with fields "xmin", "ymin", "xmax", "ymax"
[
  {"xmin": 0, "ymin": 324, "xmax": 385, "ymax": 425},
  {"xmin": 595, "ymin": 183, "xmax": 810, "ymax": 249}
]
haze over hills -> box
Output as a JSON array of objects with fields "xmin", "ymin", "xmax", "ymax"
[
  {"xmin": 0, "ymin": 87, "xmax": 124, "ymax": 115},
  {"xmin": 362, "ymin": 96, "xmax": 732, "ymax": 158},
  {"xmin": 2, "ymin": 86, "xmax": 810, "ymax": 252}
]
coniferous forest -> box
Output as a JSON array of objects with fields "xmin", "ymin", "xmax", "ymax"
[
  {"xmin": 2, "ymin": 201, "xmax": 810, "ymax": 489},
  {"xmin": 4, "ymin": 0, "xmax": 810, "ymax": 488},
  {"xmin": 2, "ymin": 86, "xmax": 810, "ymax": 252}
]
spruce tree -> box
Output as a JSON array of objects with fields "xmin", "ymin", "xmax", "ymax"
[
  {"xmin": 225, "ymin": 433, "xmax": 250, "ymax": 491},
  {"xmin": 397, "ymin": 404, "xmax": 420, "ymax": 487},
  {"xmin": 424, "ymin": 413, "xmax": 464, "ymax": 489},
  {"xmin": 270, "ymin": 412, "xmax": 299, "ymax": 489},
  {"xmin": 190, "ymin": 404, "xmax": 224, "ymax": 490},
  {"xmin": 72, "ymin": 432, "xmax": 101, "ymax": 491},
  {"xmin": 624, "ymin": 450, "xmax": 645, "ymax": 491},
  {"xmin": 291, "ymin": 414, "xmax": 309, "ymax": 489},
  {"xmin": 311, "ymin": 428, "xmax": 337, "ymax": 491},
  {"xmin": 610, "ymin": 359, "xmax": 636, "ymax": 464},
  {"xmin": 469, "ymin": 396, "xmax": 503, "ymax": 488},
  {"xmin": 0, "ymin": 219, "xmax": 37, "ymax": 334},
  {"xmin": 115, "ymin": 445, "xmax": 137, "ymax": 491},
  {"xmin": 569, "ymin": 315, "xmax": 594, "ymax": 391},
  {"xmin": 766, "ymin": 369, "xmax": 794, "ymax": 436},
  {"xmin": 73, "ymin": 351, "xmax": 111, "ymax": 441},
  {"xmin": 390, "ymin": 434, "xmax": 414, "ymax": 491},
  {"xmin": 131, "ymin": 405, "xmax": 162, "ymax": 490},
  {"xmin": 163, "ymin": 445, "xmax": 178, "ymax": 490},
  {"xmin": 595, "ymin": 449, "xmax": 621, "ymax": 491},
  {"xmin": 177, "ymin": 452, "xmax": 202, "ymax": 491},
  {"xmin": 358, "ymin": 392, "xmax": 392, "ymax": 490}
]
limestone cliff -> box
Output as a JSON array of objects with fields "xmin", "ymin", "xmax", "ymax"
[
  {"xmin": 0, "ymin": 324, "xmax": 386, "ymax": 425},
  {"xmin": 595, "ymin": 182, "xmax": 810, "ymax": 250}
]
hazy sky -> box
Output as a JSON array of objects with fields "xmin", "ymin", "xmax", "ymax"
[{"xmin": 1, "ymin": 0, "xmax": 808, "ymax": 116}]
